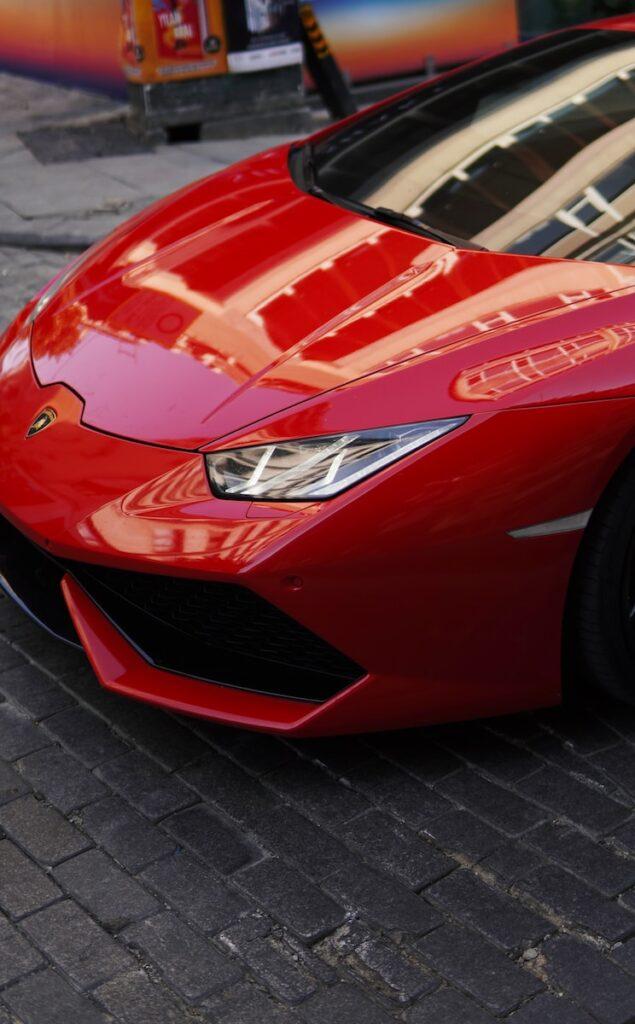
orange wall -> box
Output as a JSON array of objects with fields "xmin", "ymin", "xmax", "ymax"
[
  {"xmin": 0, "ymin": 0, "xmax": 123, "ymax": 92},
  {"xmin": 313, "ymin": 0, "xmax": 519, "ymax": 80}
]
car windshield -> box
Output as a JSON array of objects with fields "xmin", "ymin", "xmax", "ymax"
[{"xmin": 302, "ymin": 28, "xmax": 635, "ymax": 264}]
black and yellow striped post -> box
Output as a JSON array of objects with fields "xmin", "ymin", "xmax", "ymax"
[{"xmin": 299, "ymin": 2, "xmax": 357, "ymax": 119}]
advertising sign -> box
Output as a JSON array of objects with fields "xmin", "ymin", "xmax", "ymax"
[
  {"xmin": 153, "ymin": 0, "xmax": 207, "ymax": 60},
  {"xmin": 121, "ymin": 0, "xmax": 227, "ymax": 83},
  {"xmin": 225, "ymin": 1, "xmax": 303, "ymax": 74}
]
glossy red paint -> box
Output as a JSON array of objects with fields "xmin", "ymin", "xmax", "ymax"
[
  {"xmin": 30, "ymin": 149, "xmax": 635, "ymax": 449},
  {"xmin": 1, "ymin": 19, "xmax": 635, "ymax": 733}
]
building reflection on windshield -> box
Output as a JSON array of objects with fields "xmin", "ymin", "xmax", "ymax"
[{"xmin": 312, "ymin": 29, "xmax": 635, "ymax": 264}]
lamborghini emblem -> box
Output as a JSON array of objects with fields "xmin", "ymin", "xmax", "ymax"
[{"xmin": 26, "ymin": 407, "xmax": 57, "ymax": 438}]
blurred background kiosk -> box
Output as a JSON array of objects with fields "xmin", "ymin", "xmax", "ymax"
[{"xmin": 121, "ymin": 0, "xmax": 340, "ymax": 140}]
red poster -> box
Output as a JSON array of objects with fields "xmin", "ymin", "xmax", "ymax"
[{"xmin": 152, "ymin": 0, "xmax": 205, "ymax": 61}]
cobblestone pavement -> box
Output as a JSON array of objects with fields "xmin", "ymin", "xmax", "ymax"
[{"xmin": 1, "ymin": 256, "xmax": 635, "ymax": 1024}]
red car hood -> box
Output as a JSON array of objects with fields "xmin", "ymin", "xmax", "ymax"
[{"xmin": 32, "ymin": 146, "xmax": 635, "ymax": 450}]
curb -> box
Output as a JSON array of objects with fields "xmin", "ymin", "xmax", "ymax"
[{"xmin": 0, "ymin": 231, "xmax": 94, "ymax": 252}]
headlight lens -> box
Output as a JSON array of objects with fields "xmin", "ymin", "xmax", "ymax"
[{"xmin": 206, "ymin": 418, "xmax": 467, "ymax": 501}]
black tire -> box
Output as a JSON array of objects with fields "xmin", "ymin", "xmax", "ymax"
[{"xmin": 568, "ymin": 455, "xmax": 635, "ymax": 704}]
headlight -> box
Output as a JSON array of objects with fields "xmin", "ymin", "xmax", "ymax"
[{"xmin": 206, "ymin": 418, "xmax": 467, "ymax": 501}]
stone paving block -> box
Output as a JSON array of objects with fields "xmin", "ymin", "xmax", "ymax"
[
  {"xmin": 515, "ymin": 863, "xmax": 635, "ymax": 942},
  {"xmin": 0, "ymin": 794, "xmax": 91, "ymax": 865},
  {"xmin": 479, "ymin": 841, "xmax": 545, "ymax": 884},
  {"xmin": 17, "ymin": 745, "xmax": 106, "ymax": 812},
  {"xmin": 591, "ymin": 744, "xmax": 635, "ymax": 801},
  {"xmin": 0, "ymin": 640, "xmax": 26, "ymax": 671},
  {"xmin": 524, "ymin": 822, "xmax": 635, "ymax": 896},
  {"xmin": 0, "ymin": 662, "xmax": 74, "ymax": 718},
  {"xmin": 220, "ymin": 916, "xmax": 318, "ymax": 1004},
  {"xmin": 96, "ymin": 750, "xmax": 197, "ymax": 821},
  {"xmin": 422, "ymin": 809, "xmax": 506, "ymax": 861},
  {"xmin": 204, "ymin": 980, "xmax": 301, "ymax": 1023},
  {"xmin": 124, "ymin": 910, "xmax": 242, "ymax": 1002},
  {"xmin": 340, "ymin": 809, "xmax": 454, "ymax": 889},
  {"xmin": 507, "ymin": 992, "xmax": 596, "ymax": 1023},
  {"xmin": 416, "ymin": 924, "xmax": 544, "ymax": 1015},
  {"xmin": 612, "ymin": 820, "xmax": 635, "ymax": 855},
  {"xmin": 81, "ymin": 795, "xmax": 176, "ymax": 873},
  {"xmin": 282, "ymin": 930, "xmax": 337, "ymax": 986},
  {"xmin": 237, "ymin": 858, "xmax": 346, "ymax": 943},
  {"xmin": 351, "ymin": 936, "xmax": 438, "ymax": 1004},
  {"xmin": 518, "ymin": 766, "xmax": 631, "ymax": 834},
  {"xmin": 87, "ymin": 701, "xmax": 209, "ymax": 772},
  {"xmin": 290, "ymin": 736, "xmax": 375, "ymax": 775},
  {"xmin": 0, "ymin": 703, "xmax": 50, "ymax": 760},
  {"xmin": 367, "ymin": 732, "xmax": 462, "ymax": 784},
  {"xmin": 140, "ymin": 851, "xmax": 249, "ymax": 934},
  {"xmin": 405, "ymin": 985, "xmax": 497, "ymax": 1023},
  {"xmin": 436, "ymin": 770, "xmax": 546, "ymax": 835},
  {"xmin": 318, "ymin": 920, "xmax": 371, "ymax": 959},
  {"xmin": 54, "ymin": 848, "xmax": 159, "ymax": 932},
  {"xmin": 162, "ymin": 803, "xmax": 257, "ymax": 874},
  {"xmin": 544, "ymin": 935, "xmax": 635, "ymax": 1024},
  {"xmin": 0, "ymin": 1008, "xmax": 16, "ymax": 1024},
  {"xmin": 324, "ymin": 860, "xmax": 442, "ymax": 937},
  {"xmin": 265, "ymin": 758, "xmax": 370, "ymax": 825},
  {"xmin": 249, "ymin": 804, "xmax": 358, "ymax": 881},
  {"xmin": 538, "ymin": 707, "xmax": 620, "ymax": 754},
  {"xmin": 426, "ymin": 867, "xmax": 552, "ymax": 951},
  {"xmin": 0, "ymin": 839, "xmax": 61, "ymax": 918},
  {"xmin": 611, "ymin": 937, "xmax": 635, "ymax": 975},
  {"xmin": 180, "ymin": 753, "xmax": 281, "ymax": 825},
  {"xmin": 344, "ymin": 759, "xmax": 450, "ymax": 829},
  {"xmin": 435, "ymin": 726, "xmax": 542, "ymax": 783},
  {"xmin": 21, "ymin": 900, "xmax": 133, "ymax": 989},
  {"xmin": 2, "ymin": 967, "xmax": 110, "ymax": 1024},
  {"xmin": 94, "ymin": 968, "xmax": 185, "ymax": 1024},
  {"xmin": 200, "ymin": 725, "xmax": 293, "ymax": 775},
  {"xmin": 522, "ymin": 732, "xmax": 615, "ymax": 792},
  {"xmin": 44, "ymin": 705, "xmax": 129, "ymax": 768},
  {"xmin": 0, "ymin": 914, "xmax": 43, "ymax": 987},
  {"xmin": 0, "ymin": 757, "xmax": 29, "ymax": 805},
  {"xmin": 618, "ymin": 887, "xmax": 635, "ymax": 913},
  {"xmin": 298, "ymin": 983, "xmax": 394, "ymax": 1024},
  {"xmin": 14, "ymin": 631, "xmax": 85, "ymax": 677}
]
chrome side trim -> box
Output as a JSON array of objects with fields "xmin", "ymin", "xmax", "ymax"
[{"xmin": 509, "ymin": 510, "xmax": 592, "ymax": 539}]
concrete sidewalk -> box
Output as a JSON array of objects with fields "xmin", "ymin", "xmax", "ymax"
[{"xmin": 0, "ymin": 72, "xmax": 301, "ymax": 251}]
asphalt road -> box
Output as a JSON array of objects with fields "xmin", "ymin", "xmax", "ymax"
[{"xmin": 0, "ymin": 248, "xmax": 633, "ymax": 1024}]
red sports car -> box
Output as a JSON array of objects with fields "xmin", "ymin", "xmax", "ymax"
[{"xmin": 1, "ymin": 18, "xmax": 635, "ymax": 735}]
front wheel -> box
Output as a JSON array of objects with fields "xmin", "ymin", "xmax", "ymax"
[{"xmin": 568, "ymin": 457, "xmax": 635, "ymax": 705}]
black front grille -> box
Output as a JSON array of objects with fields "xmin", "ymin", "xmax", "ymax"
[
  {"xmin": 0, "ymin": 515, "xmax": 79, "ymax": 646},
  {"xmin": 66, "ymin": 562, "xmax": 363, "ymax": 703}
]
